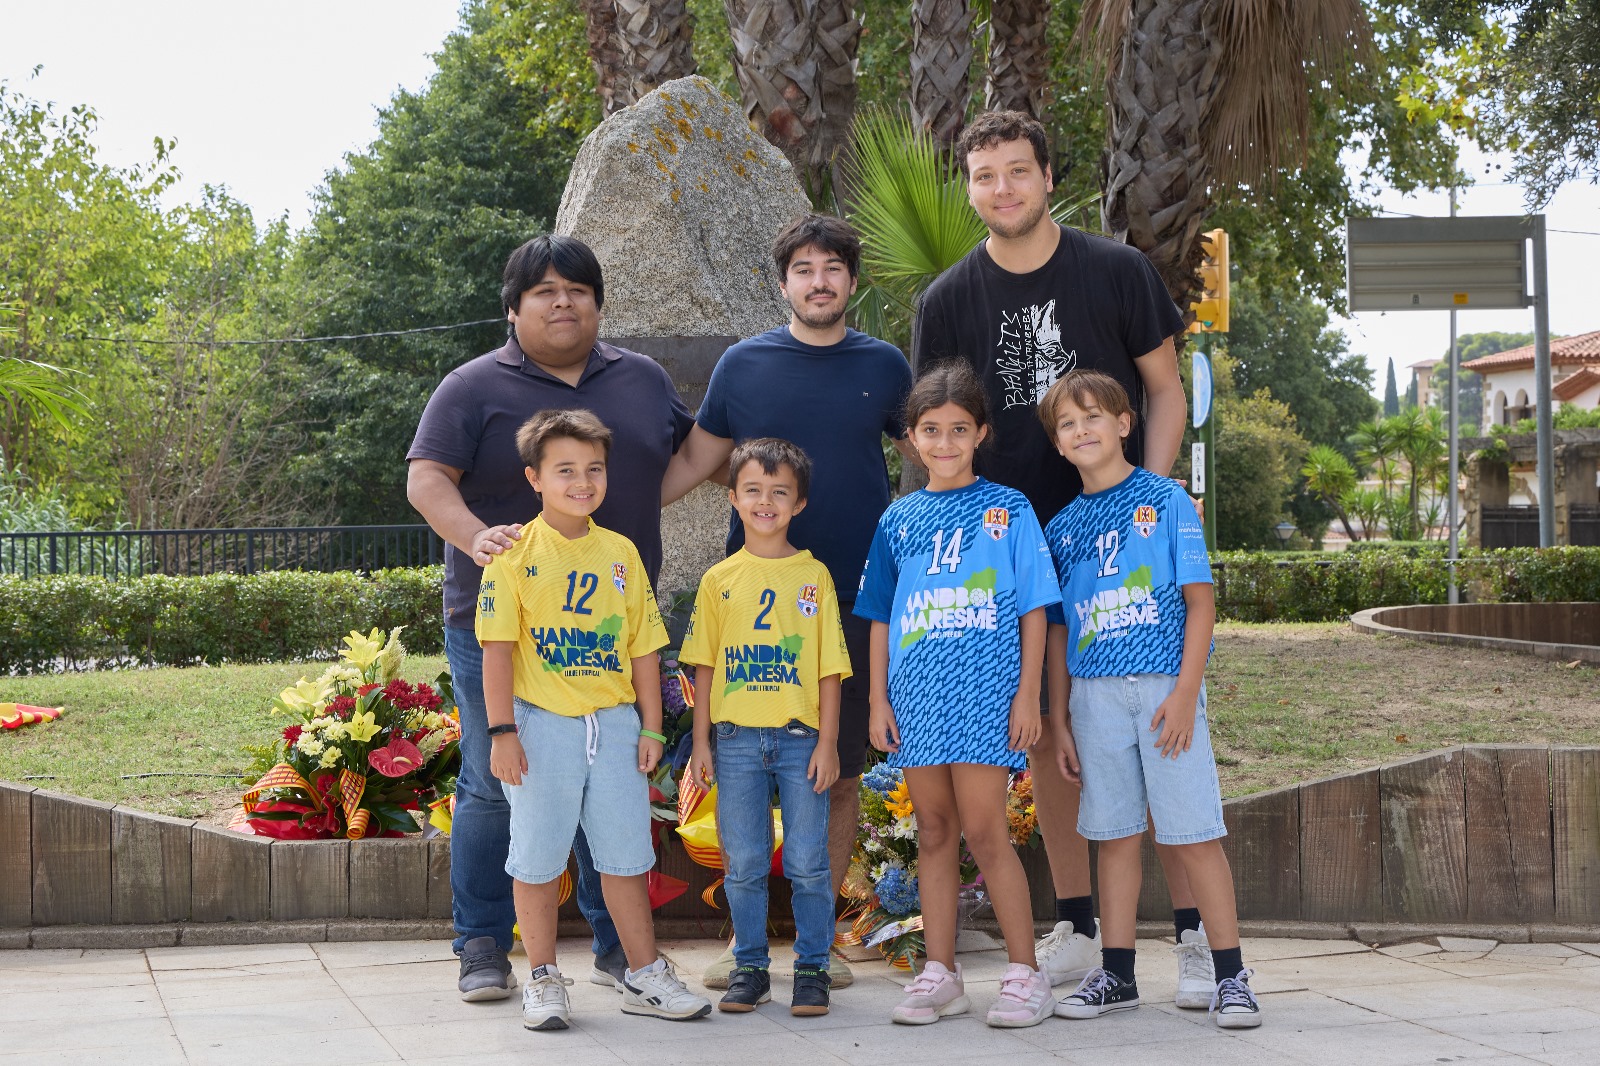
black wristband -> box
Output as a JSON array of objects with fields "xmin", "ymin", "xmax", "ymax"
[{"xmin": 487, "ymin": 723, "xmax": 518, "ymax": 737}]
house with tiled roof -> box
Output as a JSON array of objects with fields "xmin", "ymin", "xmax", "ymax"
[{"xmin": 1462, "ymin": 329, "xmax": 1600, "ymax": 431}]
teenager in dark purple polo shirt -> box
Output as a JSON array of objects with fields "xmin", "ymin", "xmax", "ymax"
[{"xmin": 408, "ymin": 235, "xmax": 692, "ymax": 1002}]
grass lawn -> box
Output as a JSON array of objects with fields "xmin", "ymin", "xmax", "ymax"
[
  {"xmin": 0, "ymin": 654, "xmax": 445, "ymax": 820},
  {"xmin": 2, "ymin": 624, "xmax": 1597, "ymax": 820}
]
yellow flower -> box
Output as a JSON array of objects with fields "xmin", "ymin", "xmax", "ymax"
[
  {"xmin": 340, "ymin": 628, "xmax": 385, "ymax": 671},
  {"xmin": 346, "ymin": 710, "xmax": 380, "ymax": 744},
  {"xmin": 276, "ymin": 677, "xmax": 330, "ymax": 715},
  {"xmin": 885, "ymin": 780, "xmax": 914, "ymax": 821},
  {"xmin": 318, "ymin": 747, "xmax": 342, "ymax": 769}
]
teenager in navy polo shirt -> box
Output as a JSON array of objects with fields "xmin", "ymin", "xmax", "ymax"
[
  {"xmin": 661, "ymin": 213, "xmax": 914, "ymax": 988},
  {"xmin": 408, "ymin": 235, "xmax": 693, "ymax": 1004}
]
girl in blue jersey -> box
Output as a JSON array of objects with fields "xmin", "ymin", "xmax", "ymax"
[
  {"xmin": 1039, "ymin": 369, "xmax": 1260, "ymax": 1030},
  {"xmin": 854, "ymin": 362, "xmax": 1061, "ymax": 1029}
]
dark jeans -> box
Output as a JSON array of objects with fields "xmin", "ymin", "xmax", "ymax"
[{"xmin": 444, "ymin": 624, "xmax": 620, "ymax": 956}]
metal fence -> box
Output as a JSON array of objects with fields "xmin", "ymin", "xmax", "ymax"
[
  {"xmin": 1572, "ymin": 504, "xmax": 1600, "ymax": 548},
  {"xmin": 1480, "ymin": 506, "xmax": 1541, "ymax": 549},
  {"xmin": 0, "ymin": 525, "xmax": 444, "ymax": 579}
]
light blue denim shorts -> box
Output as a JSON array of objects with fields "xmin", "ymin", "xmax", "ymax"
[
  {"xmin": 1068, "ymin": 673, "xmax": 1226, "ymax": 845},
  {"xmin": 501, "ymin": 698, "xmax": 656, "ymax": 884}
]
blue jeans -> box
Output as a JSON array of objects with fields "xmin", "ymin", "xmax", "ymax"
[
  {"xmin": 444, "ymin": 624, "xmax": 620, "ymax": 956},
  {"xmin": 713, "ymin": 719, "xmax": 832, "ymax": 970}
]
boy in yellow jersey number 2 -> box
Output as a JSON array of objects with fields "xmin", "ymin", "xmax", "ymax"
[
  {"xmin": 477, "ymin": 408, "xmax": 712, "ymax": 1032},
  {"xmin": 681, "ymin": 439, "xmax": 852, "ymax": 1017}
]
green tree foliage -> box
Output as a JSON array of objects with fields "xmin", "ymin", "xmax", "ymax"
[
  {"xmin": 292, "ymin": 1, "xmax": 582, "ymax": 523},
  {"xmin": 1222, "ymin": 276, "xmax": 1376, "ymax": 453},
  {"xmin": 1300, "ymin": 444, "xmax": 1360, "ymax": 541},
  {"xmin": 1384, "ymin": 357, "xmax": 1401, "ymax": 416},
  {"xmin": 0, "ymin": 83, "xmax": 305, "ymax": 528},
  {"xmin": 1400, "ymin": 1, "xmax": 1600, "ymax": 206},
  {"xmin": 1216, "ymin": 387, "xmax": 1310, "ymax": 550}
]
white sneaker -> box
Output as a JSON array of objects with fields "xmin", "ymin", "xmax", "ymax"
[
  {"xmin": 890, "ymin": 959, "xmax": 970, "ymax": 1025},
  {"xmin": 986, "ymin": 963, "xmax": 1054, "ymax": 1028},
  {"xmin": 1211, "ymin": 968, "xmax": 1262, "ymax": 1029},
  {"xmin": 1174, "ymin": 924, "xmax": 1215, "ymax": 1009},
  {"xmin": 522, "ymin": 965, "xmax": 574, "ymax": 1031},
  {"xmin": 621, "ymin": 959, "xmax": 713, "ymax": 1021},
  {"xmin": 1034, "ymin": 919, "xmax": 1101, "ymax": 987}
]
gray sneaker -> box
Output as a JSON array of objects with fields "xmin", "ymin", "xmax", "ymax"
[
  {"xmin": 591, "ymin": 944, "xmax": 627, "ymax": 991},
  {"xmin": 702, "ymin": 941, "xmax": 737, "ymax": 990},
  {"xmin": 458, "ymin": 936, "xmax": 517, "ymax": 1002}
]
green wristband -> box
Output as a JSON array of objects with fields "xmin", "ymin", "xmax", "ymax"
[{"xmin": 639, "ymin": 728, "xmax": 668, "ymax": 744}]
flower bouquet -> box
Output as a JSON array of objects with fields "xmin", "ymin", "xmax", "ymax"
[
  {"xmin": 237, "ymin": 627, "xmax": 460, "ymax": 839},
  {"xmin": 844, "ymin": 766, "xmax": 1038, "ymax": 966}
]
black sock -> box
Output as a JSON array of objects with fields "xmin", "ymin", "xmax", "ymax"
[
  {"xmin": 1173, "ymin": 907, "xmax": 1202, "ymax": 940},
  {"xmin": 1054, "ymin": 895, "xmax": 1096, "ymax": 935},
  {"xmin": 1101, "ymin": 947, "xmax": 1136, "ymax": 985},
  {"xmin": 1211, "ymin": 946, "xmax": 1244, "ymax": 983}
]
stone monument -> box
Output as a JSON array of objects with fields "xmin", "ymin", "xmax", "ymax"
[{"xmin": 556, "ymin": 75, "xmax": 812, "ymax": 598}]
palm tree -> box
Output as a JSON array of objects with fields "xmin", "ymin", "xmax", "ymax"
[
  {"xmin": 723, "ymin": 0, "xmax": 862, "ymax": 196},
  {"xmin": 1350, "ymin": 418, "xmax": 1401, "ymax": 497},
  {"xmin": 0, "ymin": 304, "xmax": 85, "ymax": 432},
  {"xmin": 1340, "ymin": 485, "xmax": 1386, "ymax": 543},
  {"xmin": 911, "ymin": 0, "xmax": 975, "ymax": 146},
  {"xmin": 1078, "ymin": 0, "xmax": 1368, "ymax": 311},
  {"xmin": 615, "ymin": 0, "xmax": 697, "ymax": 100},
  {"xmin": 1300, "ymin": 444, "xmax": 1360, "ymax": 541},
  {"xmin": 1392, "ymin": 405, "xmax": 1446, "ymax": 539},
  {"xmin": 580, "ymin": 0, "xmax": 632, "ymax": 115},
  {"xmin": 986, "ymin": 0, "xmax": 1052, "ymax": 118}
]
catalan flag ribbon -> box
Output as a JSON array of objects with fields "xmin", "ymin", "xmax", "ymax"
[{"xmin": 0, "ymin": 704, "xmax": 63, "ymax": 730}]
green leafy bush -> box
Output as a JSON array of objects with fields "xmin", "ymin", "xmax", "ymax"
[
  {"xmin": 1213, "ymin": 548, "xmax": 1600, "ymax": 623},
  {"xmin": 0, "ymin": 567, "xmax": 443, "ymax": 673}
]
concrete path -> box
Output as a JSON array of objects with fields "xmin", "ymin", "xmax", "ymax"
[{"xmin": 3, "ymin": 934, "xmax": 1598, "ymax": 1064}]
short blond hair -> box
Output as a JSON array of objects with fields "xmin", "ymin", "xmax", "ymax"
[{"xmin": 1038, "ymin": 370, "xmax": 1137, "ymax": 433}]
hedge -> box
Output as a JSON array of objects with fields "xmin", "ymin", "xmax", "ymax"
[
  {"xmin": 2, "ymin": 550, "xmax": 1597, "ymax": 673},
  {"xmin": 0, "ymin": 567, "xmax": 443, "ymax": 674},
  {"xmin": 1212, "ymin": 547, "xmax": 1600, "ymax": 623}
]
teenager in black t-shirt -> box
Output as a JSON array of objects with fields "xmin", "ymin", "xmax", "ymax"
[{"xmin": 912, "ymin": 111, "xmax": 1217, "ymax": 1012}]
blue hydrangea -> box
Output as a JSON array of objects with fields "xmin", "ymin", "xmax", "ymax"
[
  {"xmin": 875, "ymin": 865, "xmax": 920, "ymax": 916},
  {"xmin": 862, "ymin": 763, "xmax": 902, "ymax": 797}
]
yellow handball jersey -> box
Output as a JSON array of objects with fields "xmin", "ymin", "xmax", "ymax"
[
  {"xmin": 475, "ymin": 515, "xmax": 668, "ymax": 717},
  {"xmin": 679, "ymin": 549, "xmax": 852, "ymax": 728}
]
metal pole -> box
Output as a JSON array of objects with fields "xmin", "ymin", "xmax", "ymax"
[
  {"xmin": 1447, "ymin": 188, "xmax": 1460, "ymax": 604},
  {"xmin": 1196, "ymin": 332, "xmax": 1217, "ymax": 551},
  {"xmin": 1531, "ymin": 214, "xmax": 1555, "ymax": 547}
]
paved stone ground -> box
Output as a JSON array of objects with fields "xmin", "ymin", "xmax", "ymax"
[{"xmin": 3, "ymin": 934, "xmax": 1598, "ymax": 1064}]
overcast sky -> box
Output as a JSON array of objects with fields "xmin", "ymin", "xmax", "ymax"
[{"xmin": 5, "ymin": 0, "xmax": 1597, "ymax": 394}]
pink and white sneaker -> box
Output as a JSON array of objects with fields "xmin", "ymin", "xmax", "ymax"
[
  {"xmin": 986, "ymin": 963, "xmax": 1054, "ymax": 1028},
  {"xmin": 890, "ymin": 960, "xmax": 970, "ymax": 1025}
]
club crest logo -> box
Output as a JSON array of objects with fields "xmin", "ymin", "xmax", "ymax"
[
  {"xmin": 1133, "ymin": 505, "xmax": 1159, "ymax": 538},
  {"xmin": 983, "ymin": 507, "xmax": 1011, "ymax": 541},
  {"xmin": 612, "ymin": 562, "xmax": 627, "ymax": 594},
  {"xmin": 797, "ymin": 584, "xmax": 819, "ymax": 618}
]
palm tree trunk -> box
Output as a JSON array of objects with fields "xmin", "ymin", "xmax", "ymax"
[
  {"xmin": 614, "ymin": 0, "xmax": 698, "ymax": 101},
  {"xmin": 723, "ymin": 0, "xmax": 861, "ymax": 196},
  {"xmin": 581, "ymin": 0, "xmax": 633, "ymax": 116},
  {"xmin": 985, "ymin": 0, "xmax": 1050, "ymax": 118},
  {"xmin": 1097, "ymin": 0, "xmax": 1219, "ymax": 312},
  {"xmin": 910, "ymin": 0, "xmax": 974, "ymax": 147}
]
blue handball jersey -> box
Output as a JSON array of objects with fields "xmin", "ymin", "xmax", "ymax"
[
  {"xmin": 1044, "ymin": 467, "xmax": 1212, "ymax": 679},
  {"xmin": 854, "ymin": 479, "xmax": 1060, "ymax": 769}
]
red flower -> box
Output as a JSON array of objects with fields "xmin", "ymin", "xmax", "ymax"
[
  {"xmin": 358, "ymin": 683, "xmax": 381, "ymax": 696},
  {"xmin": 282, "ymin": 724, "xmax": 303, "ymax": 746},
  {"xmin": 327, "ymin": 695, "xmax": 357, "ymax": 717},
  {"xmin": 369, "ymin": 738, "xmax": 424, "ymax": 778}
]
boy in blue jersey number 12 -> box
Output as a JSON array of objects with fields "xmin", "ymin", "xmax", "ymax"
[
  {"xmin": 1038, "ymin": 370, "xmax": 1262, "ymax": 1029},
  {"xmin": 681, "ymin": 438, "xmax": 851, "ymax": 1018},
  {"xmin": 855, "ymin": 362, "xmax": 1062, "ymax": 1029}
]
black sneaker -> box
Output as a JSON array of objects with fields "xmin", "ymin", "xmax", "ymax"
[
  {"xmin": 1212, "ymin": 968, "xmax": 1262, "ymax": 1029},
  {"xmin": 457, "ymin": 936, "xmax": 517, "ymax": 1002},
  {"xmin": 791, "ymin": 966, "xmax": 831, "ymax": 1016},
  {"xmin": 591, "ymin": 944, "xmax": 627, "ymax": 991},
  {"xmin": 717, "ymin": 966, "xmax": 771, "ymax": 1013},
  {"xmin": 1054, "ymin": 967, "xmax": 1140, "ymax": 1019}
]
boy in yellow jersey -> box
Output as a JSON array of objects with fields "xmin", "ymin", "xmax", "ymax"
[
  {"xmin": 682, "ymin": 438, "xmax": 852, "ymax": 1017},
  {"xmin": 478, "ymin": 408, "xmax": 711, "ymax": 1032}
]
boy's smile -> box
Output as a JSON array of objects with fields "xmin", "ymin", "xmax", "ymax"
[
  {"xmin": 1052, "ymin": 396, "xmax": 1131, "ymax": 485},
  {"xmin": 527, "ymin": 437, "xmax": 607, "ymax": 534},
  {"xmin": 730, "ymin": 460, "xmax": 805, "ymax": 553}
]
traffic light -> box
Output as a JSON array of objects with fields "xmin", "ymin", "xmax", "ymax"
[{"xmin": 1188, "ymin": 228, "xmax": 1230, "ymax": 333}]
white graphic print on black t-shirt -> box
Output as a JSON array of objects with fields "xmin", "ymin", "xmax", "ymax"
[{"xmin": 996, "ymin": 298, "xmax": 1076, "ymax": 409}]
